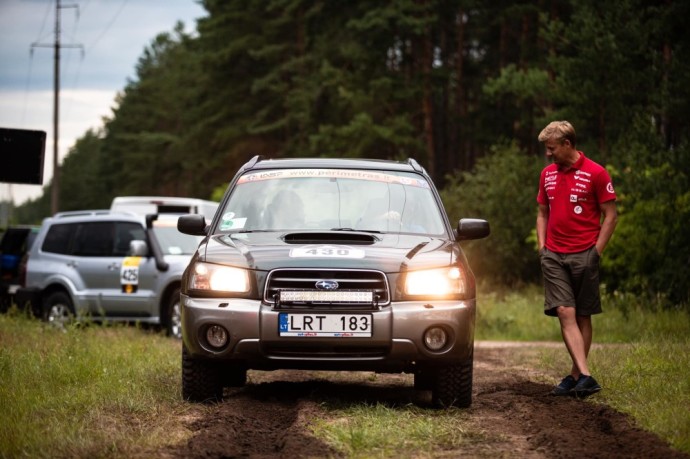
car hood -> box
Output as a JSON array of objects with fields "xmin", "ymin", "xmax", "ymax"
[
  {"xmin": 200, "ymin": 231, "xmax": 459, "ymax": 273},
  {"xmin": 161, "ymin": 253, "xmax": 195, "ymax": 271}
]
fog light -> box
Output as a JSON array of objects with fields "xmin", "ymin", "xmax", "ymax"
[
  {"xmin": 206, "ymin": 325, "xmax": 229, "ymax": 349},
  {"xmin": 424, "ymin": 327, "xmax": 448, "ymax": 351}
]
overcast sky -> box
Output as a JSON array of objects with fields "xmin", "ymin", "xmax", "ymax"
[{"xmin": 0, "ymin": 0, "xmax": 207, "ymax": 206}]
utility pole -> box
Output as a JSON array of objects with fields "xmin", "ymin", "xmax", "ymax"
[{"xmin": 32, "ymin": 0, "xmax": 83, "ymax": 215}]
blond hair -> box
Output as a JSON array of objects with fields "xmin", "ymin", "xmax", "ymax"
[{"xmin": 538, "ymin": 121, "xmax": 576, "ymax": 147}]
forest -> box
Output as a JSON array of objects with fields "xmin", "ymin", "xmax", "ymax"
[{"xmin": 6, "ymin": 0, "xmax": 690, "ymax": 308}]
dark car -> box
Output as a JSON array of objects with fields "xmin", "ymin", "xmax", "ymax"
[
  {"xmin": 0, "ymin": 225, "xmax": 39, "ymax": 312},
  {"xmin": 177, "ymin": 156, "xmax": 490, "ymax": 407}
]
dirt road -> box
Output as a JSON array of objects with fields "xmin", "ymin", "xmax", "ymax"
[{"xmin": 164, "ymin": 342, "xmax": 687, "ymax": 458}]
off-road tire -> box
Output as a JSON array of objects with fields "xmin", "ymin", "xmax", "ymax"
[
  {"xmin": 431, "ymin": 358, "xmax": 473, "ymax": 408},
  {"xmin": 182, "ymin": 345, "xmax": 223, "ymax": 402}
]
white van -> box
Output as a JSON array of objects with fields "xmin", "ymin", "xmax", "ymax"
[{"xmin": 110, "ymin": 196, "xmax": 218, "ymax": 222}]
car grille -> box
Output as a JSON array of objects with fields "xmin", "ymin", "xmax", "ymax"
[{"xmin": 264, "ymin": 268, "xmax": 390, "ymax": 309}]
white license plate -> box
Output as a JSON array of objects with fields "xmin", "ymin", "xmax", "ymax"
[{"xmin": 278, "ymin": 313, "xmax": 372, "ymax": 337}]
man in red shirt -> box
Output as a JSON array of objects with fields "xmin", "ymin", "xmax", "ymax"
[{"xmin": 536, "ymin": 121, "xmax": 617, "ymax": 397}]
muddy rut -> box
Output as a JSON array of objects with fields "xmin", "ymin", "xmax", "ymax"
[{"xmin": 163, "ymin": 342, "xmax": 687, "ymax": 458}]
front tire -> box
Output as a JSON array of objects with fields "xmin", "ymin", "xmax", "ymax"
[
  {"xmin": 42, "ymin": 291, "xmax": 74, "ymax": 329},
  {"xmin": 182, "ymin": 345, "xmax": 223, "ymax": 402},
  {"xmin": 431, "ymin": 358, "xmax": 473, "ymax": 408}
]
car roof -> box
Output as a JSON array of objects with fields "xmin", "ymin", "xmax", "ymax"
[
  {"xmin": 242, "ymin": 156, "xmax": 426, "ymax": 174},
  {"xmin": 47, "ymin": 210, "xmax": 145, "ymax": 224}
]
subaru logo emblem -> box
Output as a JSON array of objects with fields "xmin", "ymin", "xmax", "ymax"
[{"xmin": 315, "ymin": 280, "xmax": 339, "ymax": 290}]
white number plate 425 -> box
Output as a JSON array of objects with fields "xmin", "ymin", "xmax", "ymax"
[{"xmin": 279, "ymin": 313, "xmax": 372, "ymax": 337}]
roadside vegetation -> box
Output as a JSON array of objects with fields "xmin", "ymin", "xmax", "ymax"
[
  {"xmin": 0, "ymin": 311, "xmax": 188, "ymax": 458},
  {"xmin": 1, "ymin": 288, "xmax": 688, "ymax": 458}
]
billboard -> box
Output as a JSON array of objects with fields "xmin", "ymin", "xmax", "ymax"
[{"xmin": 0, "ymin": 128, "xmax": 46, "ymax": 185}]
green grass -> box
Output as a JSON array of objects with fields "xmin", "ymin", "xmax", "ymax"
[
  {"xmin": 0, "ymin": 310, "xmax": 188, "ymax": 458},
  {"xmin": 1, "ymin": 286, "xmax": 688, "ymax": 457},
  {"xmin": 476, "ymin": 284, "xmax": 561, "ymax": 341},
  {"xmin": 311, "ymin": 403, "xmax": 485, "ymax": 458},
  {"xmin": 592, "ymin": 338, "xmax": 690, "ymax": 453},
  {"xmin": 477, "ymin": 284, "xmax": 690, "ymax": 454}
]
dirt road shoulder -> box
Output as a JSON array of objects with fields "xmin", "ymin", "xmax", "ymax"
[{"xmin": 164, "ymin": 342, "xmax": 687, "ymax": 458}]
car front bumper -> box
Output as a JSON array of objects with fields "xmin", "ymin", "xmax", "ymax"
[{"xmin": 181, "ymin": 295, "xmax": 475, "ymax": 373}]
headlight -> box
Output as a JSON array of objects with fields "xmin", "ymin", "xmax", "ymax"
[
  {"xmin": 404, "ymin": 267, "xmax": 465, "ymax": 296},
  {"xmin": 189, "ymin": 262, "xmax": 250, "ymax": 293}
]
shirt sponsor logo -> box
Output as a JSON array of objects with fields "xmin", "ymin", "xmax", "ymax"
[
  {"xmin": 607, "ymin": 182, "xmax": 615, "ymax": 193},
  {"xmin": 570, "ymin": 194, "xmax": 578, "ymax": 202},
  {"xmin": 574, "ymin": 205, "xmax": 583, "ymax": 214}
]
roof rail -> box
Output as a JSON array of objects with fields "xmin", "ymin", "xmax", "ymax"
[
  {"xmin": 243, "ymin": 155, "xmax": 264, "ymax": 170},
  {"xmin": 408, "ymin": 158, "xmax": 423, "ymax": 173},
  {"xmin": 53, "ymin": 209, "xmax": 112, "ymax": 218}
]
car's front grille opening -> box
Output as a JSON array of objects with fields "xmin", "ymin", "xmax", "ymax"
[{"xmin": 264, "ymin": 268, "xmax": 390, "ymax": 309}]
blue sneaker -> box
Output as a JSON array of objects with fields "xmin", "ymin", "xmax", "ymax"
[
  {"xmin": 551, "ymin": 375, "xmax": 578, "ymax": 396},
  {"xmin": 572, "ymin": 374, "xmax": 602, "ymax": 397}
]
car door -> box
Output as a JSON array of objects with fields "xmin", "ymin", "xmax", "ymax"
[
  {"xmin": 113, "ymin": 221, "xmax": 159, "ymax": 318},
  {"xmin": 70, "ymin": 221, "xmax": 120, "ymax": 316},
  {"xmin": 71, "ymin": 221, "xmax": 152, "ymax": 318}
]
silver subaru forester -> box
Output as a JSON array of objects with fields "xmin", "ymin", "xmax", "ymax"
[{"xmin": 178, "ymin": 157, "xmax": 489, "ymax": 407}]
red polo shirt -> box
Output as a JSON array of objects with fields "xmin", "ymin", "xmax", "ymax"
[{"xmin": 537, "ymin": 152, "xmax": 616, "ymax": 253}]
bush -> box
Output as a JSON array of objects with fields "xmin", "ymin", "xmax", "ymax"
[
  {"xmin": 441, "ymin": 142, "xmax": 544, "ymax": 285},
  {"xmin": 603, "ymin": 123, "xmax": 690, "ymax": 309}
]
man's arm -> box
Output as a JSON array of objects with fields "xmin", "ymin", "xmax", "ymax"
[
  {"xmin": 595, "ymin": 200, "xmax": 618, "ymax": 254},
  {"xmin": 537, "ymin": 204, "xmax": 549, "ymax": 251}
]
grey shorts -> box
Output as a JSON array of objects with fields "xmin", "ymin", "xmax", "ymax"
[{"xmin": 539, "ymin": 246, "xmax": 602, "ymax": 317}]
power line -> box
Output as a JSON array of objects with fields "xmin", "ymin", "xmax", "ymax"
[{"xmin": 87, "ymin": 0, "xmax": 129, "ymax": 54}]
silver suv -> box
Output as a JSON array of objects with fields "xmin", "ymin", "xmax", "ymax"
[
  {"xmin": 178, "ymin": 157, "xmax": 490, "ymax": 407},
  {"xmin": 16, "ymin": 210, "xmax": 203, "ymax": 337}
]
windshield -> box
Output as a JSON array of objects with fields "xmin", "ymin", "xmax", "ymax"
[{"xmin": 216, "ymin": 168, "xmax": 447, "ymax": 236}]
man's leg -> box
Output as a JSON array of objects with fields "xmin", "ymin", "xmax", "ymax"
[
  {"xmin": 569, "ymin": 314, "xmax": 592, "ymax": 376},
  {"xmin": 557, "ymin": 306, "xmax": 590, "ymax": 377}
]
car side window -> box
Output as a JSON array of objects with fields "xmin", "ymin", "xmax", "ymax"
[
  {"xmin": 42, "ymin": 223, "xmax": 76, "ymax": 255},
  {"xmin": 73, "ymin": 222, "xmax": 115, "ymax": 257},
  {"xmin": 113, "ymin": 222, "xmax": 146, "ymax": 256}
]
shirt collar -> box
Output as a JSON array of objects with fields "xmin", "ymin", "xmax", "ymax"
[{"xmin": 559, "ymin": 151, "xmax": 585, "ymax": 172}]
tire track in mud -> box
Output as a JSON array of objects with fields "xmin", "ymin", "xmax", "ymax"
[
  {"xmin": 166, "ymin": 344, "xmax": 688, "ymax": 458},
  {"xmin": 171, "ymin": 382, "xmax": 340, "ymax": 458}
]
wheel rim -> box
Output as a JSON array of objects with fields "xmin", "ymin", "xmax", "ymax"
[
  {"xmin": 171, "ymin": 301, "xmax": 182, "ymax": 339},
  {"xmin": 48, "ymin": 304, "xmax": 71, "ymax": 327}
]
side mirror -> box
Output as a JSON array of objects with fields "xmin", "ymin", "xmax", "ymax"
[
  {"xmin": 457, "ymin": 218, "xmax": 490, "ymax": 241},
  {"xmin": 129, "ymin": 240, "xmax": 148, "ymax": 257},
  {"xmin": 178, "ymin": 214, "xmax": 207, "ymax": 236}
]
